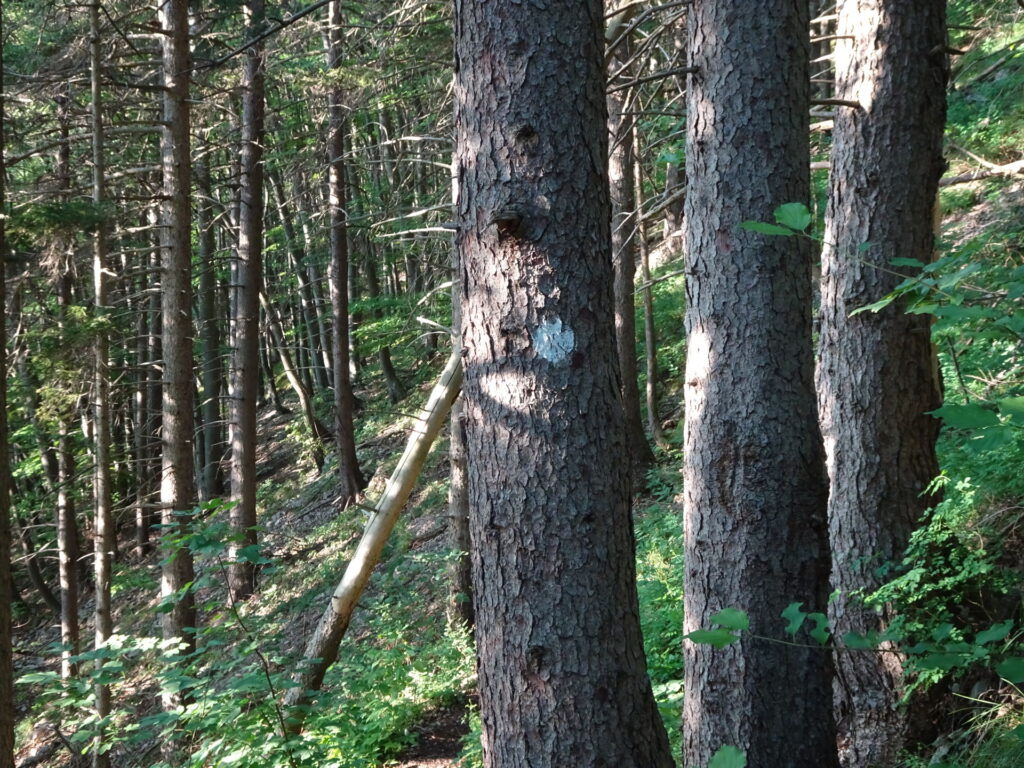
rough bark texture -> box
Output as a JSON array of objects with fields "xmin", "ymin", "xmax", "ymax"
[
  {"xmin": 455, "ymin": 2, "xmax": 673, "ymax": 766},
  {"xmin": 228, "ymin": 0, "xmax": 266, "ymax": 602},
  {"xmin": 327, "ymin": 0, "xmax": 365, "ymax": 503},
  {"xmin": 818, "ymin": 2, "xmax": 946, "ymax": 765},
  {"xmin": 158, "ymin": 0, "xmax": 198, "ymax": 727},
  {"xmin": 682, "ymin": 3, "xmax": 836, "ymax": 766},
  {"xmin": 447, "ymin": 227, "xmax": 472, "ymax": 628}
]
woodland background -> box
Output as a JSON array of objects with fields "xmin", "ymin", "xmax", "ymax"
[{"xmin": 0, "ymin": 0, "xmax": 1022, "ymax": 767}]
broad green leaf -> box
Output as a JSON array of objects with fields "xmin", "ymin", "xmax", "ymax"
[
  {"xmin": 1010, "ymin": 724, "xmax": 1024, "ymax": 742},
  {"xmin": 916, "ymin": 652, "xmax": 967, "ymax": 671},
  {"xmin": 890, "ymin": 257, "xmax": 926, "ymax": 268},
  {"xmin": 773, "ymin": 202, "xmax": 811, "ymax": 231},
  {"xmin": 711, "ymin": 607, "xmax": 749, "ymax": 632},
  {"xmin": 781, "ymin": 602, "xmax": 807, "ymax": 636},
  {"xmin": 843, "ymin": 632, "xmax": 876, "ymax": 651},
  {"xmin": 996, "ymin": 657, "xmax": 1024, "ymax": 684},
  {"xmin": 16, "ymin": 671, "xmax": 59, "ymax": 685},
  {"xmin": 235, "ymin": 544, "xmax": 264, "ymax": 564},
  {"xmin": 975, "ymin": 620, "xmax": 1013, "ymax": 646},
  {"xmin": 739, "ymin": 221, "xmax": 796, "ymax": 236},
  {"xmin": 929, "ymin": 403, "xmax": 1000, "ymax": 429},
  {"xmin": 808, "ymin": 612, "xmax": 831, "ymax": 645},
  {"xmin": 708, "ymin": 745, "xmax": 747, "ymax": 768},
  {"xmin": 685, "ymin": 629, "xmax": 740, "ymax": 649},
  {"xmin": 972, "ymin": 426, "xmax": 1015, "ymax": 451},
  {"xmin": 998, "ymin": 397, "xmax": 1024, "ymax": 424}
]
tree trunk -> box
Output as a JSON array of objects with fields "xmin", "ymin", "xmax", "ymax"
[
  {"xmin": 634, "ymin": 130, "xmax": 667, "ymax": 450},
  {"xmin": 157, "ymin": 0, "xmax": 198, "ymax": 747},
  {"xmin": 447, "ymin": 207, "xmax": 472, "ymax": 628},
  {"xmin": 283, "ymin": 351, "xmax": 463, "ymax": 733},
  {"xmin": 455, "ymin": 1, "xmax": 674, "ymax": 765},
  {"xmin": 259, "ymin": 291, "xmax": 328, "ymax": 468},
  {"xmin": 327, "ymin": 0, "xmax": 365, "ymax": 504},
  {"xmin": 228, "ymin": 0, "xmax": 266, "ymax": 602},
  {"xmin": 267, "ymin": 167, "xmax": 331, "ymax": 393},
  {"xmin": 608, "ymin": 35, "xmax": 654, "ymax": 477},
  {"xmin": 817, "ymin": 2, "xmax": 946, "ymax": 764},
  {"xmin": 0, "ymin": 7, "xmax": 13, "ymax": 758},
  {"xmin": 89, "ymin": 4, "xmax": 113, "ymax": 763},
  {"xmin": 196, "ymin": 139, "xmax": 225, "ymax": 502},
  {"xmin": 682, "ymin": 3, "xmax": 837, "ymax": 766}
]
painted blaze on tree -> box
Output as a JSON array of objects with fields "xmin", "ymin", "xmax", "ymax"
[{"xmin": 454, "ymin": 0, "xmax": 673, "ymax": 766}]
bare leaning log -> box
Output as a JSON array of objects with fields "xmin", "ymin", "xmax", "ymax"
[{"xmin": 282, "ymin": 350, "xmax": 463, "ymax": 733}]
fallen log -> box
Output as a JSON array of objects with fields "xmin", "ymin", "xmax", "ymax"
[{"xmin": 282, "ymin": 350, "xmax": 463, "ymax": 734}]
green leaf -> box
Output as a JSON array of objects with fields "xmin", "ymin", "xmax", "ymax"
[
  {"xmin": 808, "ymin": 613, "xmax": 831, "ymax": 645},
  {"xmin": 17, "ymin": 671, "xmax": 59, "ymax": 685},
  {"xmin": 739, "ymin": 221, "xmax": 796, "ymax": 236},
  {"xmin": 998, "ymin": 397, "xmax": 1024, "ymax": 425},
  {"xmin": 685, "ymin": 629, "xmax": 740, "ymax": 649},
  {"xmin": 850, "ymin": 295, "xmax": 896, "ymax": 315},
  {"xmin": 1009, "ymin": 724, "xmax": 1024, "ymax": 742},
  {"xmin": 890, "ymin": 257, "xmax": 926, "ymax": 268},
  {"xmin": 708, "ymin": 745, "xmax": 747, "ymax": 768},
  {"xmin": 996, "ymin": 657, "xmax": 1024, "ymax": 684},
  {"xmin": 929, "ymin": 403, "xmax": 1000, "ymax": 429},
  {"xmin": 975, "ymin": 620, "xmax": 1013, "ymax": 646},
  {"xmin": 711, "ymin": 608, "xmax": 749, "ymax": 632},
  {"xmin": 916, "ymin": 652, "xmax": 967, "ymax": 671},
  {"xmin": 773, "ymin": 202, "xmax": 811, "ymax": 231},
  {"xmin": 843, "ymin": 632, "xmax": 876, "ymax": 651},
  {"xmin": 781, "ymin": 602, "xmax": 807, "ymax": 636},
  {"xmin": 235, "ymin": 544, "xmax": 264, "ymax": 564}
]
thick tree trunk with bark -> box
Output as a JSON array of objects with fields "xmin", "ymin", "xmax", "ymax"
[
  {"xmin": 817, "ymin": 2, "xmax": 946, "ymax": 765},
  {"xmin": 228, "ymin": 0, "xmax": 266, "ymax": 602},
  {"xmin": 682, "ymin": 3, "xmax": 837, "ymax": 766},
  {"xmin": 455, "ymin": 2, "xmax": 673, "ymax": 765},
  {"xmin": 157, "ymin": 0, "xmax": 198, "ymax": 741}
]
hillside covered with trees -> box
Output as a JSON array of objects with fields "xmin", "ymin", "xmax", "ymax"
[{"xmin": 1, "ymin": 0, "xmax": 1023, "ymax": 767}]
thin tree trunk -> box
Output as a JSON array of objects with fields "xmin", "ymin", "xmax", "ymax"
[
  {"xmin": 634, "ymin": 130, "xmax": 668, "ymax": 450},
  {"xmin": 327, "ymin": 0, "xmax": 365, "ymax": 504},
  {"xmin": 55, "ymin": 93, "xmax": 81, "ymax": 680},
  {"xmin": 455, "ymin": 1, "xmax": 674, "ymax": 764},
  {"xmin": 259, "ymin": 291, "xmax": 328, "ymax": 468},
  {"xmin": 608, "ymin": 31, "xmax": 654, "ymax": 476},
  {"xmin": 157, "ymin": 0, "xmax": 198, "ymax": 750},
  {"xmin": 228, "ymin": 0, "xmax": 266, "ymax": 602},
  {"xmin": 196, "ymin": 139, "xmax": 225, "ymax": 502},
  {"xmin": 268, "ymin": 167, "xmax": 330, "ymax": 392},
  {"xmin": 817, "ymin": 2, "xmax": 946, "ymax": 764},
  {"xmin": 682, "ymin": 3, "xmax": 837, "ymax": 766},
  {"xmin": 13, "ymin": 512, "xmax": 60, "ymax": 613},
  {"xmin": 283, "ymin": 351, "xmax": 462, "ymax": 733},
  {"xmin": 0, "ymin": 6, "xmax": 13, "ymax": 757},
  {"xmin": 89, "ymin": 4, "xmax": 113, "ymax": 762}
]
